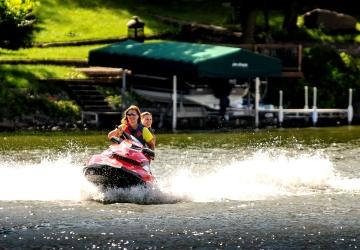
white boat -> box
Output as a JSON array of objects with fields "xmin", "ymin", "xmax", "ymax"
[{"xmin": 132, "ymin": 85, "xmax": 249, "ymax": 111}]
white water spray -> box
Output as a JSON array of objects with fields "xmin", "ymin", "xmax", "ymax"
[
  {"xmin": 0, "ymin": 153, "xmax": 88, "ymax": 201},
  {"xmin": 157, "ymin": 150, "xmax": 360, "ymax": 202},
  {"xmin": 0, "ymin": 149, "xmax": 359, "ymax": 203}
]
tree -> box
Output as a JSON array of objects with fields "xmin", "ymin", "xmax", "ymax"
[
  {"xmin": 282, "ymin": 0, "xmax": 299, "ymax": 33},
  {"xmin": 232, "ymin": 0, "xmax": 258, "ymax": 43},
  {"xmin": 231, "ymin": 0, "xmax": 360, "ymax": 43},
  {"xmin": 0, "ymin": 0, "xmax": 38, "ymax": 49}
]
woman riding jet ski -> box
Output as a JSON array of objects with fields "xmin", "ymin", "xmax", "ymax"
[
  {"xmin": 108, "ymin": 105, "xmax": 155, "ymax": 150},
  {"xmin": 83, "ymin": 133, "xmax": 155, "ymax": 189},
  {"xmin": 84, "ymin": 105, "xmax": 156, "ymax": 188}
]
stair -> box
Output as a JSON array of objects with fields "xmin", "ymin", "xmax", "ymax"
[
  {"xmin": 37, "ymin": 76, "xmax": 122, "ymax": 128},
  {"xmin": 67, "ymin": 83, "xmax": 114, "ymax": 112}
]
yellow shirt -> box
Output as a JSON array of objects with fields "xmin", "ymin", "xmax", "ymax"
[
  {"xmin": 120, "ymin": 124, "xmax": 153, "ymax": 143},
  {"xmin": 142, "ymin": 127, "xmax": 153, "ymax": 143}
]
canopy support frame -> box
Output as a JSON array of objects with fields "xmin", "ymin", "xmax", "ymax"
[{"xmin": 172, "ymin": 75, "xmax": 177, "ymax": 131}]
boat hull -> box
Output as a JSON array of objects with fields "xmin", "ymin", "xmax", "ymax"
[{"xmin": 83, "ymin": 164, "xmax": 147, "ymax": 188}]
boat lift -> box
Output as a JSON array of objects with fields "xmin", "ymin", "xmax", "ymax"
[
  {"xmin": 269, "ymin": 86, "xmax": 354, "ymax": 127},
  {"xmin": 78, "ymin": 67, "xmax": 354, "ymax": 129},
  {"xmin": 136, "ymin": 75, "xmax": 354, "ymax": 129}
]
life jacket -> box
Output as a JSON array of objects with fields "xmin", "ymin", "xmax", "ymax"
[{"xmin": 124, "ymin": 124, "xmax": 146, "ymax": 146}]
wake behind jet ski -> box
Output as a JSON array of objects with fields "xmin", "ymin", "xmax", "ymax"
[{"xmin": 83, "ymin": 133, "xmax": 155, "ymax": 189}]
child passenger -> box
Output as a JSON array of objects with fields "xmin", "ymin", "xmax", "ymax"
[{"xmin": 141, "ymin": 112, "xmax": 155, "ymax": 139}]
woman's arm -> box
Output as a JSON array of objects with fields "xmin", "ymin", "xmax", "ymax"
[{"xmin": 107, "ymin": 125, "xmax": 123, "ymax": 140}]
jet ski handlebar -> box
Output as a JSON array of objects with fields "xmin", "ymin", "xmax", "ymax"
[
  {"xmin": 110, "ymin": 135, "xmax": 155, "ymax": 159},
  {"xmin": 142, "ymin": 148, "xmax": 155, "ymax": 158},
  {"xmin": 110, "ymin": 132, "xmax": 132, "ymax": 144},
  {"xmin": 110, "ymin": 136, "xmax": 121, "ymax": 144},
  {"xmin": 122, "ymin": 132, "xmax": 132, "ymax": 140}
]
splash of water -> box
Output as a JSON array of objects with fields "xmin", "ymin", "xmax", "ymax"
[
  {"xmin": 0, "ymin": 149, "xmax": 359, "ymax": 203},
  {"xmin": 0, "ymin": 153, "xmax": 87, "ymax": 201},
  {"xmin": 158, "ymin": 150, "xmax": 360, "ymax": 202}
]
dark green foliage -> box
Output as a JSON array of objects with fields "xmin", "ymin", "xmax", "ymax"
[
  {"xmin": 0, "ymin": 66, "xmax": 80, "ymax": 122},
  {"xmin": 264, "ymin": 47, "xmax": 360, "ymax": 109},
  {"xmin": 264, "ymin": 78, "xmax": 307, "ymax": 108},
  {"xmin": 0, "ymin": 0, "xmax": 38, "ymax": 49},
  {"xmin": 0, "ymin": 85, "xmax": 80, "ymax": 122},
  {"xmin": 302, "ymin": 46, "xmax": 360, "ymax": 108},
  {"xmin": 272, "ymin": 28, "xmax": 316, "ymax": 43}
]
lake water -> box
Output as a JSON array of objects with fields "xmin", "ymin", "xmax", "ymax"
[{"xmin": 0, "ymin": 127, "xmax": 359, "ymax": 249}]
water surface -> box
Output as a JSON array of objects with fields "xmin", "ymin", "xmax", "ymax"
[{"xmin": 0, "ymin": 127, "xmax": 359, "ymax": 249}]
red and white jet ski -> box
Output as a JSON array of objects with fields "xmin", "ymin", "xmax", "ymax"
[{"xmin": 83, "ymin": 133, "xmax": 155, "ymax": 188}]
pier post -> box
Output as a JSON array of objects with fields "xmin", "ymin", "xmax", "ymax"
[
  {"xmin": 121, "ymin": 70, "xmax": 127, "ymax": 110},
  {"xmin": 312, "ymin": 87, "xmax": 318, "ymax": 126},
  {"xmin": 172, "ymin": 75, "xmax": 177, "ymax": 131},
  {"xmin": 348, "ymin": 88, "xmax": 353, "ymax": 125},
  {"xmin": 304, "ymin": 86, "xmax": 309, "ymax": 109},
  {"xmin": 255, "ymin": 77, "xmax": 260, "ymax": 128},
  {"xmin": 278, "ymin": 90, "xmax": 284, "ymax": 127}
]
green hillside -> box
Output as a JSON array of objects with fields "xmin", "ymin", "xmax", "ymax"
[
  {"xmin": 34, "ymin": 0, "xmax": 231, "ymax": 43},
  {"xmin": 0, "ymin": 0, "xmax": 232, "ymax": 89},
  {"xmin": 1, "ymin": 0, "xmax": 360, "ymax": 130},
  {"xmin": 0, "ymin": 45, "xmax": 102, "ymax": 60},
  {"xmin": 0, "ymin": 0, "xmax": 232, "ymax": 129}
]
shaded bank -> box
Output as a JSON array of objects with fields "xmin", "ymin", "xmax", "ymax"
[{"xmin": 2, "ymin": 126, "xmax": 360, "ymax": 151}]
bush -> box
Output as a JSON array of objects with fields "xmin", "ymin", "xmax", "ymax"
[
  {"xmin": 52, "ymin": 100, "xmax": 81, "ymax": 120},
  {"xmin": 302, "ymin": 46, "xmax": 360, "ymax": 108},
  {"xmin": 0, "ymin": 0, "xmax": 38, "ymax": 49},
  {"xmin": 0, "ymin": 87, "xmax": 80, "ymax": 121}
]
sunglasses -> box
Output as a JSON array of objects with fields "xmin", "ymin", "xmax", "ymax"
[{"xmin": 126, "ymin": 112, "xmax": 137, "ymax": 116}]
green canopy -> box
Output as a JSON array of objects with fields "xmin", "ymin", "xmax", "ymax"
[{"xmin": 89, "ymin": 40, "xmax": 282, "ymax": 79}]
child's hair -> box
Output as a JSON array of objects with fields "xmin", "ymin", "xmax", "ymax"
[{"xmin": 141, "ymin": 111, "xmax": 152, "ymax": 119}]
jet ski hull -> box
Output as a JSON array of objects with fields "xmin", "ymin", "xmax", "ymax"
[
  {"xmin": 83, "ymin": 163, "xmax": 150, "ymax": 188},
  {"xmin": 84, "ymin": 136, "xmax": 155, "ymax": 189}
]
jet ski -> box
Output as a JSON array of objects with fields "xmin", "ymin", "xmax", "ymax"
[{"xmin": 83, "ymin": 133, "xmax": 155, "ymax": 189}]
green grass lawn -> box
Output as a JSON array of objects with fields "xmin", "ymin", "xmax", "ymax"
[
  {"xmin": 0, "ymin": 45, "xmax": 98, "ymax": 78},
  {"xmin": 1, "ymin": 0, "xmax": 359, "ymax": 85},
  {"xmin": 2, "ymin": 0, "xmax": 360, "ymax": 126},
  {"xmin": 34, "ymin": 0, "xmax": 231, "ymax": 44},
  {"xmin": 0, "ymin": 0, "xmax": 231, "ymax": 61},
  {"xmin": 0, "ymin": 45, "xmax": 104, "ymax": 60},
  {"xmin": 35, "ymin": 0, "xmax": 136, "ymax": 43},
  {"xmin": 0, "ymin": 64, "xmax": 84, "ymax": 87}
]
